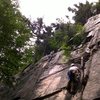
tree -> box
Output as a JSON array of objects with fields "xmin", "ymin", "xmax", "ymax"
[
  {"xmin": 49, "ymin": 22, "xmax": 83, "ymax": 51},
  {"xmin": 94, "ymin": 0, "xmax": 100, "ymax": 14},
  {"xmin": 0, "ymin": 0, "xmax": 32, "ymax": 86},
  {"xmin": 68, "ymin": 1, "xmax": 94, "ymax": 25},
  {"xmin": 27, "ymin": 18, "xmax": 56, "ymax": 63}
]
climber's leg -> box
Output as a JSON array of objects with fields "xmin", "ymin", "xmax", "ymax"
[{"xmin": 66, "ymin": 80, "xmax": 71, "ymax": 92}]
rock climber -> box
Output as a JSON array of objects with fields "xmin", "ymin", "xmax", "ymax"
[{"xmin": 66, "ymin": 63, "xmax": 81, "ymax": 94}]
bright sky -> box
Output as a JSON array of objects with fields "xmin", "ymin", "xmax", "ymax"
[{"xmin": 18, "ymin": 0, "xmax": 97, "ymax": 25}]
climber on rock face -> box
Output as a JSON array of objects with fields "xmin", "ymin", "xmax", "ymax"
[
  {"xmin": 66, "ymin": 63, "xmax": 81, "ymax": 95},
  {"xmin": 68, "ymin": 63, "xmax": 81, "ymax": 81}
]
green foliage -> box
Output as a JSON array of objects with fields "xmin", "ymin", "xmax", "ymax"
[
  {"xmin": 0, "ymin": 0, "xmax": 32, "ymax": 86},
  {"xmin": 27, "ymin": 16, "xmax": 84, "ymax": 64},
  {"xmin": 21, "ymin": 47, "xmax": 34, "ymax": 68},
  {"xmin": 94, "ymin": 0, "xmax": 100, "ymax": 14},
  {"xmin": 72, "ymin": 32, "xmax": 84, "ymax": 46},
  {"xmin": 32, "ymin": 45, "xmax": 44, "ymax": 63},
  {"xmin": 48, "ymin": 22, "xmax": 84, "ymax": 56},
  {"xmin": 27, "ymin": 18, "xmax": 57, "ymax": 63},
  {"xmin": 68, "ymin": 1, "xmax": 94, "ymax": 25},
  {"xmin": 68, "ymin": 23, "xmax": 84, "ymax": 47},
  {"xmin": 48, "ymin": 24, "xmax": 68, "ymax": 52},
  {"xmin": 68, "ymin": 1, "xmax": 100, "ymax": 25},
  {"xmin": 60, "ymin": 44, "xmax": 71, "ymax": 57}
]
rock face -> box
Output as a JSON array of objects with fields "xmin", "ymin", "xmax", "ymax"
[
  {"xmin": 11, "ymin": 51, "xmax": 69, "ymax": 100},
  {"xmin": 1, "ymin": 14, "xmax": 100, "ymax": 100}
]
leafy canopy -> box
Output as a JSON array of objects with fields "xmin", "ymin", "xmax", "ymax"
[
  {"xmin": 0, "ymin": 0, "xmax": 32, "ymax": 86},
  {"xmin": 68, "ymin": 1, "xmax": 100, "ymax": 25}
]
